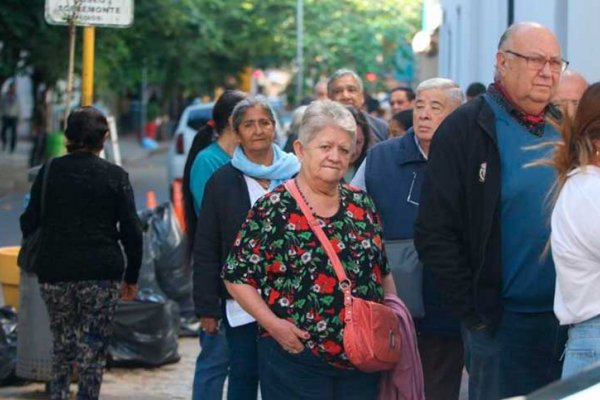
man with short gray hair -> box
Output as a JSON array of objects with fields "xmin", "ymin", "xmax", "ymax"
[
  {"xmin": 415, "ymin": 22, "xmax": 568, "ymax": 399},
  {"xmin": 327, "ymin": 68, "xmax": 388, "ymax": 142},
  {"xmin": 352, "ymin": 77, "xmax": 464, "ymax": 400}
]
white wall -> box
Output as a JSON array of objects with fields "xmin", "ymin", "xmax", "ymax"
[
  {"xmin": 567, "ymin": 1, "xmax": 600, "ymax": 83},
  {"xmin": 439, "ymin": 0, "xmax": 600, "ymax": 90}
]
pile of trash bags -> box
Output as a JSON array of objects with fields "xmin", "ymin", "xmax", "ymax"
[{"xmin": 108, "ymin": 202, "xmax": 197, "ymax": 368}]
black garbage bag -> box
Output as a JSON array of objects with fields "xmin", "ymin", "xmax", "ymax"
[
  {"xmin": 150, "ymin": 203, "xmax": 195, "ymax": 319},
  {"xmin": 0, "ymin": 306, "xmax": 18, "ymax": 385},
  {"xmin": 107, "ymin": 298, "xmax": 181, "ymax": 368},
  {"xmin": 136, "ymin": 210, "xmax": 166, "ymax": 297}
]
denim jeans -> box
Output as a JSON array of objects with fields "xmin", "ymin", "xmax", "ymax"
[
  {"xmin": 257, "ymin": 337, "xmax": 380, "ymax": 400},
  {"xmin": 562, "ymin": 314, "xmax": 600, "ymax": 378},
  {"xmin": 192, "ymin": 325, "xmax": 229, "ymax": 400},
  {"xmin": 462, "ymin": 310, "xmax": 567, "ymax": 400},
  {"xmin": 224, "ymin": 321, "xmax": 259, "ymax": 400}
]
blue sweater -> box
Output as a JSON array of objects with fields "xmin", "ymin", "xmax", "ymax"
[
  {"xmin": 485, "ymin": 94, "xmax": 558, "ymax": 312},
  {"xmin": 189, "ymin": 142, "xmax": 231, "ymax": 215},
  {"xmin": 365, "ymin": 130, "xmax": 459, "ymax": 336}
]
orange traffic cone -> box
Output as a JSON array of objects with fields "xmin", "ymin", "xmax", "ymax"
[
  {"xmin": 172, "ymin": 181, "xmax": 186, "ymax": 232},
  {"xmin": 146, "ymin": 191, "xmax": 158, "ymax": 209}
]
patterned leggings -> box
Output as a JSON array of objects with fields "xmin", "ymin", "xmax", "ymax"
[{"xmin": 40, "ymin": 280, "xmax": 120, "ymax": 400}]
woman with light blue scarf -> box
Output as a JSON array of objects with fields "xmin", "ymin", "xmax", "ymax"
[{"xmin": 193, "ymin": 96, "xmax": 299, "ymax": 400}]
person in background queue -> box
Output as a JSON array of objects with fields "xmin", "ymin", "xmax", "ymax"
[
  {"xmin": 327, "ymin": 69, "xmax": 389, "ymax": 143},
  {"xmin": 184, "ymin": 90, "xmax": 247, "ymax": 400},
  {"xmin": 352, "ymin": 78, "xmax": 464, "ymax": 400},
  {"xmin": 551, "ymin": 69, "xmax": 588, "ymax": 119}
]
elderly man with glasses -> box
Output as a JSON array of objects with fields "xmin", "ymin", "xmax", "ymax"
[{"xmin": 414, "ymin": 22, "xmax": 569, "ymax": 400}]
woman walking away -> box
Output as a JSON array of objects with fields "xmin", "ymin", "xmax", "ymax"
[
  {"xmin": 183, "ymin": 90, "xmax": 247, "ymax": 400},
  {"xmin": 223, "ymin": 100, "xmax": 396, "ymax": 400},
  {"xmin": 551, "ymin": 82, "xmax": 600, "ymax": 377},
  {"xmin": 20, "ymin": 106, "xmax": 142, "ymax": 400},
  {"xmin": 194, "ymin": 96, "xmax": 300, "ymax": 399}
]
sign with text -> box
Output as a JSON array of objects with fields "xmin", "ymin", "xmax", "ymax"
[{"xmin": 45, "ymin": 0, "xmax": 134, "ymax": 27}]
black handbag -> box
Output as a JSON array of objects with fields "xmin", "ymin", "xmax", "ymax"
[{"xmin": 17, "ymin": 158, "xmax": 53, "ymax": 273}]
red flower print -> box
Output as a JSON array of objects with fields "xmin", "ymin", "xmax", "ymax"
[
  {"xmin": 266, "ymin": 261, "xmax": 284, "ymax": 274},
  {"xmin": 288, "ymin": 213, "xmax": 309, "ymax": 230},
  {"xmin": 347, "ymin": 203, "xmax": 365, "ymax": 220},
  {"xmin": 267, "ymin": 289, "xmax": 281, "ymax": 305},
  {"xmin": 315, "ymin": 273, "xmax": 337, "ymax": 294},
  {"xmin": 323, "ymin": 340, "xmax": 342, "ymax": 354},
  {"xmin": 373, "ymin": 234, "xmax": 382, "ymax": 249}
]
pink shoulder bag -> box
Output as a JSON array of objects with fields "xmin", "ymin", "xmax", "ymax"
[{"xmin": 285, "ymin": 180, "xmax": 401, "ymax": 372}]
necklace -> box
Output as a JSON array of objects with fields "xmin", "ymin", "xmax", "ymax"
[
  {"xmin": 294, "ymin": 178, "xmax": 342, "ymax": 217},
  {"xmin": 295, "ymin": 178, "xmax": 316, "ymax": 214}
]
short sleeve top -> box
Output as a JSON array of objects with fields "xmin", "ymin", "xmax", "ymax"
[{"xmin": 222, "ymin": 183, "xmax": 389, "ymax": 368}]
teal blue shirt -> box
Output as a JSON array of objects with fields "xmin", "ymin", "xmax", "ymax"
[
  {"xmin": 485, "ymin": 94, "xmax": 558, "ymax": 312},
  {"xmin": 190, "ymin": 142, "xmax": 231, "ymax": 215}
]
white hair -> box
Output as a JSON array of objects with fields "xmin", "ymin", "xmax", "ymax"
[
  {"xmin": 416, "ymin": 77, "xmax": 464, "ymax": 105},
  {"xmin": 298, "ymin": 100, "xmax": 356, "ymax": 146}
]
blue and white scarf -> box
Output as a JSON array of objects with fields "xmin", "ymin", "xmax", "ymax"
[{"xmin": 231, "ymin": 144, "xmax": 300, "ymax": 191}]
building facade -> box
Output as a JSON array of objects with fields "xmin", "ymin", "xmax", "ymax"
[{"xmin": 438, "ymin": 0, "xmax": 600, "ymax": 88}]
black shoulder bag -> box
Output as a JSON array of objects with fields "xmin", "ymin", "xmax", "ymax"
[{"xmin": 18, "ymin": 158, "xmax": 53, "ymax": 273}]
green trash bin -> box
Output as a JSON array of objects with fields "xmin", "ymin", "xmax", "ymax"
[{"xmin": 46, "ymin": 131, "xmax": 66, "ymax": 157}]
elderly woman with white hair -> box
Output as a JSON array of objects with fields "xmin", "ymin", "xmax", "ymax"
[{"xmin": 223, "ymin": 100, "xmax": 396, "ymax": 400}]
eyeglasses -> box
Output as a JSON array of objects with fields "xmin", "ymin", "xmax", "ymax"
[
  {"xmin": 406, "ymin": 172, "xmax": 419, "ymax": 206},
  {"xmin": 504, "ymin": 50, "xmax": 569, "ymax": 73}
]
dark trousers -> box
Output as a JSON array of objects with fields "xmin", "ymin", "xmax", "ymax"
[
  {"xmin": 1, "ymin": 116, "xmax": 17, "ymax": 152},
  {"xmin": 462, "ymin": 310, "xmax": 567, "ymax": 400},
  {"xmin": 258, "ymin": 337, "xmax": 380, "ymax": 400},
  {"xmin": 224, "ymin": 320, "xmax": 259, "ymax": 400},
  {"xmin": 418, "ymin": 334, "xmax": 464, "ymax": 400},
  {"xmin": 40, "ymin": 280, "xmax": 120, "ymax": 400}
]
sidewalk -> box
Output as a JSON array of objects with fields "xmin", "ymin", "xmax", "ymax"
[{"xmin": 0, "ymin": 337, "xmax": 197, "ymax": 399}]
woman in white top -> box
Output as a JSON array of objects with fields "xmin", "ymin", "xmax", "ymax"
[{"xmin": 551, "ymin": 82, "xmax": 600, "ymax": 378}]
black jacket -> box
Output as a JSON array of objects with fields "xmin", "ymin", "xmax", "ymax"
[
  {"xmin": 414, "ymin": 96, "xmax": 503, "ymax": 331},
  {"xmin": 192, "ymin": 163, "xmax": 251, "ymax": 318},
  {"xmin": 20, "ymin": 152, "xmax": 143, "ymax": 284}
]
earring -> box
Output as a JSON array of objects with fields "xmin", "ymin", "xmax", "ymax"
[{"xmin": 596, "ymin": 148, "xmax": 600, "ymax": 158}]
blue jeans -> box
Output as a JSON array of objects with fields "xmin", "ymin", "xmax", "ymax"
[
  {"xmin": 562, "ymin": 315, "xmax": 600, "ymax": 378},
  {"xmin": 224, "ymin": 321, "xmax": 259, "ymax": 400},
  {"xmin": 192, "ymin": 325, "xmax": 229, "ymax": 400},
  {"xmin": 257, "ymin": 337, "xmax": 380, "ymax": 400},
  {"xmin": 462, "ymin": 310, "xmax": 567, "ymax": 400}
]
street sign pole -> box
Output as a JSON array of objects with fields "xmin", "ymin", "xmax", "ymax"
[
  {"xmin": 82, "ymin": 26, "xmax": 95, "ymax": 106},
  {"xmin": 63, "ymin": 21, "xmax": 76, "ymax": 130}
]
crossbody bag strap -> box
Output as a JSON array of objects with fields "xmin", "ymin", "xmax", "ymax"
[
  {"xmin": 284, "ymin": 180, "xmax": 354, "ymax": 314},
  {"xmin": 40, "ymin": 158, "xmax": 54, "ymax": 221}
]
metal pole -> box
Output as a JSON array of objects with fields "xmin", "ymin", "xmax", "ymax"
[
  {"xmin": 296, "ymin": 0, "xmax": 304, "ymax": 106},
  {"xmin": 82, "ymin": 26, "xmax": 95, "ymax": 106},
  {"xmin": 63, "ymin": 22, "xmax": 76, "ymax": 131}
]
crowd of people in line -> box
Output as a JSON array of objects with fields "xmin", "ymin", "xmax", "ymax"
[{"xmin": 19, "ymin": 19, "xmax": 600, "ymax": 400}]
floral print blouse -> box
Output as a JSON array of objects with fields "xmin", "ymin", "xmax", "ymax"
[{"xmin": 222, "ymin": 183, "xmax": 390, "ymax": 368}]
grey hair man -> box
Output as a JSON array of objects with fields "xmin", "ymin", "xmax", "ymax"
[
  {"xmin": 327, "ymin": 68, "xmax": 389, "ymax": 142},
  {"xmin": 352, "ymin": 77, "xmax": 464, "ymax": 400},
  {"xmin": 551, "ymin": 69, "xmax": 588, "ymax": 118},
  {"xmin": 414, "ymin": 22, "xmax": 568, "ymax": 400}
]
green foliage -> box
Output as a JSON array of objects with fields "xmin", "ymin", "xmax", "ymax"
[{"xmin": 0, "ymin": 0, "xmax": 422, "ymax": 99}]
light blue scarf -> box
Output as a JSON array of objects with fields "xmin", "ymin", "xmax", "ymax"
[{"xmin": 231, "ymin": 144, "xmax": 300, "ymax": 190}]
